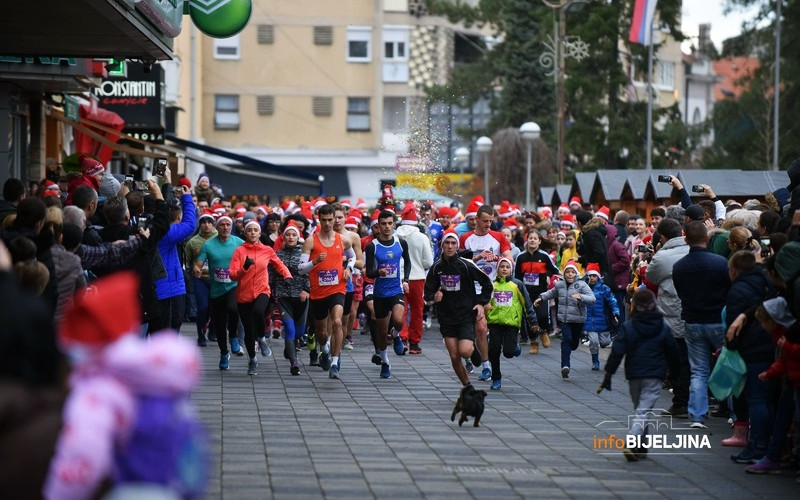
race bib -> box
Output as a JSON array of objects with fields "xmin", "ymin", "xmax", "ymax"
[
  {"xmin": 318, "ymin": 269, "xmax": 339, "ymax": 286},
  {"xmin": 364, "ymin": 283, "xmax": 374, "ymax": 296},
  {"xmin": 213, "ymin": 268, "xmax": 231, "ymax": 283},
  {"xmin": 523, "ymin": 272, "xmax": 539, "ymax": 286},
  {"xmin": 493, "ymin": 291, "xmax": 513, "ymax": 307},
  {"xmin": 379, "ymin": 263, "xmax": 398, "ymax": 278},
  {"xmin": 440, "ymin": 274, "xmax": 461, "ymax": 291}
]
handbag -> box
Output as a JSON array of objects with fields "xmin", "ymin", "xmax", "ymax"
[{"xmin": 708, "ymin": 347, "xmax": 747, "ymax": 400}]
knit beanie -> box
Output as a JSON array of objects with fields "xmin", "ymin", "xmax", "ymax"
[{"xmin": 632, "ymin": 289, "xmax": 657, "ymax": 314}]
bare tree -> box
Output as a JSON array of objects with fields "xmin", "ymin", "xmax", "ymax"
[{"xmin": 482, "ymin": 128, "xmax": 555, "ymax": 206}]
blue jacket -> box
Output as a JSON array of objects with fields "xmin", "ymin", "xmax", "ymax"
[
  {"xmin": 604, "ymin": 312, "xmax": 680, "ymax": 380},
  {"xmin": 583, "ymin": 279, "xmax": 619, "ymax": 332},
  {"xmin": 155, "ymin": 194, "xmax": 197, "ymax": 300}
]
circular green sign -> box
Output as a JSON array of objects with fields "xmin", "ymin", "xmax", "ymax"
[{"xmin": 189, "ymin": 0, "xmax": 252, "ymax": 38}]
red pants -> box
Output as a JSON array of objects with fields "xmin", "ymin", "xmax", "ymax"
[{"xmin": 401, "ymin": 279, "xmax": 425, "ymax": 344}]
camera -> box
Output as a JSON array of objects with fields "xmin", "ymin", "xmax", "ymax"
[
  {"xmin": 134, "ymin": 180, "xmax": 149, "ymax": 191},
  {"xmin": 691, "ymin": 185, "xmax": 705, "ymax": 193},
  {"xmin": 154, "ymin": 157, "xmax": 168, "ymax": 176},
  {"xmin": 636, "ymin": 244, "xmax": 649, "ymax": 253},
  {"xmin": 657, "ymin": 175, "xmax": 672, "ymax": 183}
]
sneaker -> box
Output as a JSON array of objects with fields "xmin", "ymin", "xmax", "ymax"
[
  {"xmin": 258, "ymin": 337, "xmax": 272, "ymax": 357},
  {"xmin": 329, "ymin": 364, "xmax": 340, "ymax": 379},
  {"xmin": 197, "ymin": 337, "xmax": 207, "ymax": 347},
  {"xmin": 465, "ymin": 359, "xmax": 474, "ymax": 374},
  {"xmin": 661, "ymin": 406, "xmax": 689, "ymax": 419},
  {"xmin": 490, "ymin": 379, "xmax": 502, "ymax": 391},
  {"xmin": 478, "ymin": 367, "xmax": 491, "ymax": 381},
  {"xmin": 731, "ymin": 450, "xmax": 763, "ymax": 464},
  {"xmin": 247, "ymin": 359, "xmax": 258, "ymax": 375},
  {"xmin": 409, "ymin": 343, "xmax": 422, "ymax": 354},
  {"xmin": 623, "ymin": 448, "xmax": 639, "ymax": 462},
  {"xmin": 745, "ymin": 457, "xmax": 782, "ymax": 474},
  {"xmin": 290, "ymin": 360, "xmax": 300, "ymax": 376},
  {"xmin": 371, "ymin": 353, "xmax": 382, "ymax": 365},
  {"xmin": 561, "ymin": 366, "xmax": 570, "ymax": 379},
  {"xmin": 380, "ymin": 363, "xmax": 392, "ymax": 379},
  {"xmin": 402, "ymin": 340, "xmax": 409, "ymax": 354},
  {"xmin": 392, "ymin": 334, "xmax": 405, "ymax": 356},
  {"xmin": 219, "ymin": 353, "xmax": 230, "ymax": 370},
  {"xmin": 592, "ymin": 361, "xmax": 600, "ymax": 371},
  {"xmin": 319, "ymin": 352, "xmax": 331, "ymax": 371},
  {"xmin": 424, "ymin": 317, "xmax": 431, "ymax": 329},
  {"xmin": 309, "ymin": 350, "xmax": 319, "ymax": 366},
  {"xmin": 580, "ymin": 335, "xmax": 590, "ymax": 346},
  {"xmin": 514, "ymin": 344, "xmax": 521, "ymax": 357},
  {"xmin": 343, "ymin": 340, "xmax": 354, "ymax": 351},
  {"xmin": 230, "ymin": 337, "xmax": 244, "ymax": 356},
  {"xmin": 306, "ymin": 335, "xmax": 316, "ymax": 352},
  {"xmin": 689, "ymin": 422, "xmax": 708, "ymax": 429}
]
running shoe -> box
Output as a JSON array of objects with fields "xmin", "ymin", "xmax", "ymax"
[
  {"xmin": 392, "ymin": 333, "xmax": 405, "ymax": 356},
  {"xmin": 290, "ymin": 360, "xmax": 300, "ymax": 376},
  {"xmin": 230, "ymin": 337, "xmax": 244, "ymax": 356},
  {"xmin": 514, "ymin": 344, "xmax": 521, "ymax": 357},
  {"xmin": 478, "ymin": 367, "xmax": 491, "ymax": 381},
  {"xmin": 309, "ymin": 350, "xmax": 319, "ymax": 366},
  {"xmin": 258, "ymin": 337, "xmax": 272, "ymax": 357},
  {"xmin": 745, "ymin": 457, "xmax": 782, "ymax": 474},
  {"xmin": 319, "ymin": 352, "xmax": 331, "ymax": 371},
  {"xmin": 689, "ymin": 422, "xmax": 708, "ymax": 429},
  {"xmin": 380, "ymin": 363, "xmax": 392, "ymax": 379},
  {"xmin": 329, "ymin": 364, "xmax": 340, "ymax": 379},
  {"xmin": 272, "ymin": 319, "xmax": 283, "ymax": 339},
  {"xmin": 408, "ymin": 344, "xmax": 422, "ymax": 354},
  {"xmin": 306, "ymin": 335, "xmax": 316, "ymax": 352},
  {"xmin": 490, "ymin": 379, "xmax": 501, "ymax": 391},
  {"xmin": 219, "ymin": 353, "xmax": 230, "ymax": 370},
  {"xmin": 465, "ymin": 359, "xmax": 474, "ymax": 374},
  {"xmin": 343, "ymin": 339, "xmax": 354, "ymax": 351},
  {"xmin": 561, "ymin": 366, "xmax": 570, "ymax": 379},
  {"xmin": 247, "ymin": 358, "xmax": 258, "ymax": 376}
]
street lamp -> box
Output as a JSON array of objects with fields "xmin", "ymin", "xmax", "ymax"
[
  {"xmin": 476, "ymin": 136, "xmax": 493, "ymax": 205},
  {"xmin": 520, "ymin": 121, "xmax": 541, "ymax": 210},
  {"xmin": 454, "ymin": 146, "xmax": 470, "ymax": 191}
]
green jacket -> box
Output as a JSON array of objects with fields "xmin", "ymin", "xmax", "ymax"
[{"xmin": 487, "ymin": 276, "xmax": 536, "ymax": 328}]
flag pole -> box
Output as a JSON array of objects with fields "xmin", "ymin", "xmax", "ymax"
[{"xmin": 645, "ymin": 17, "xmax": 653, "ymax": 170}]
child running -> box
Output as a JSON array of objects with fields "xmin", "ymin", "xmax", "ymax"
[{"xmin": 583, "ymin": 263, "xmax": 620, "ymax": 371}]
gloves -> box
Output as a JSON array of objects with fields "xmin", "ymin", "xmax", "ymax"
[
  {"xmin": 244, "ymin": 256, "xmax": 255, "ymax": 270},
  {"xmin": 597, "ymin": 372, "xmax": 612, "ymax": 394}
]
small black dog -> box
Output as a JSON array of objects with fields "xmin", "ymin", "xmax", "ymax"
[{"xmin": 451, "ymin": 385, "xmax": 487, "ymax": 427}]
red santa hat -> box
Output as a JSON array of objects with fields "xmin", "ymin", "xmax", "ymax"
[
  {"xmin": 539, "ymin": 206, "xmax": 553, "ymax": 220},
  {"xmin": 212, "ymin": 203, "xmax": 227, "ymax": 215},
  {"xmin": 356, "ymin": 198, "xmax": 368, "ymax": 209},
  {"xmin": 557, "ymin": 203, "xmax": 570, "ymax": 215},
  {"xmin": 597, "ymin": 206, "xmax": 610, "ymax": 221},
  {"xmin": 301, "ymin": 201, "xmax": 314, "ymax": 221},
  {"xmin": 511, "ymin": 204, "xmax": 522, "ymax": 217},
  {"xmin": 344, "ymin": 216, "xmax": 360, "ymax": 230},
  {"xmin": 585, "ymin": 262, "xmax": 601, "ymax": 278},
  {"xmin": 215, "ymin": 215, "xmax": 233, "ymax": 226},
  {"xmin": 498, "ymin": 200, "xmax": 513, "ymax": 219},
  {"xmin": 441, "ymin": 231, "xmax": 459, "ymax": 244},
  {"xmin": 560, "ymin": 213, "xmax": 576, "ymax": 228},
  {"xmin": 80, "ymin": 155, "xmax": 105, "ymax": 177},
  {"xmin": 370, "ymin": 208, "xmax": 381, "ymax": 227},
  {"xmin": 256, "ymin": 205, "xmax": 270, "ymax": 217},
  {"xmin": 563, "ymin": 260, "xmax": 581, "ymax": 276},
  {"xmin": 340, "ymin": 199, "xmax": 352, "ymax": 209},
  {"xmin": 503, "ymin": 217, "xmax": 519, "ymax": 231},
  {"xmin": 198, "ymin": 209, "xmax": 216, "ymax": 223},
  {"xmin": 348, "ymin": 207, "xmax": 363, "ymax": 219},
  {"xmin": 59, "ymin": 271, "xmax": 141, "ymax": 348},
  {"xmin": 464, "ymin": 197, "xmax": 483, "ymax": 218},
  {"xmin": 42, "ymin": 179, "xmax": 60, "ymax": 191},
  {"xmin": 235, "ymin": 206, "xmax": 247, "ymax": 221},
  {"xmin": 244, "ymin": 219, "xmax": 261, "ymax": 231},
  {"xmin": 400, "ymin": 204, "xmax": 418, "ymax": 225},
  {"xmin": 281, "ymin": 200, "xmax": 298, "ymax": 214},
  {"xmin": 283, "ymin": 220, "xmax": 304, "ymax": 242},
  {"xmin": 312, "ymin": 199, "xmax": 326, "ymax": 211},
  {"xmin": 569, "ymin": 196, "xmax": 582, "ymax": 209}
]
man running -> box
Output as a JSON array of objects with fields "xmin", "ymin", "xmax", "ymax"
[
  {"xmin": 298, "ymin": 204, "xmax": 356, "ymax": 379},
  {"xmin": 333, "ymin": 203, "xmax": 364, "ymax": 351},
  {"xmin": 364, "ymin": 210, "xmax": 412, "ymax": 379}
]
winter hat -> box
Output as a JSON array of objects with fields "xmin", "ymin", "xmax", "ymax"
[
  {"xmin": 344, "ymin": 216, "xmax": 360, "ymax": 230},
  {"xmin": 196, "ymin": 173, "xmax": 210, "ymax": 185},
  {"xmin": 563, "ymin": 260, "xmax": 580, "ymax": 275},
  {"xmin": 761, "ymin": 297, "xmax": 797, "ymax": 328},
  {"xmin": 312, "ymin": 199, "xmax": 326, "ymax": 211},
  {"xmin": 497, "ymin": 256, "xmax": 514, "ymax": 271},
  {"xmin": 178, "ymin": 176, "xmax": 192, "ymax": 189},
  {"xmin": 198, "ymin": 210, "xmax": 216, "ymax": 223},
  {"xmin": 684, "ymin": 204, "xmax": 705, "ymax": 221},
  {"xmin": 576, "ymin": 210, "xmax": 593, "ymax": 226},
  {"xmin": 498, "ymin": 200, "xmax": 513, "ymax": 219},
  {"xmin": 80, "ymin": 156, "xmax": 105, "ymax": 177},
  {"xmin": 215, "ymin": 215, "xmax": 232, "ymax": 227},
  {"xmin": 235, "ymin": 206, "xmax": 247, "ymax": 221},
  {"xmin": 400, "ymin": 204, "xmax": 418, "ymax": 225},
  {"xmin": 569, "ymin": 196, "xmax": 582, "ymax": 209},
  {"xmin": 59, "ymin": 271, "xmax": 141, "ymax": 348},
  {"xmin": 597, "ymin": 206, "xmax": 610, "ymax": 221},
  {"xmin": 370, "ymin": 208, "xmax": 381, "ymax": 228},
  {"xmin": 242, "ymin": 211, "xmax": 257, "ymax": 226},
  {"xmin": 503, "ymin": 217, "xmax": 519, "ymax": 231},
  {"xmin": 632, "ymin": 289, "xmax": 657, "ymax": 313},
  {"xmin": 557, "ymin": 203, "xmax": 570, "ymax": 215},
  {"xmin": 560, "ymin": 213, "xmax": 576, "ymax": 228},
  {"xmin": 42, "ymin": 179, "xmax": 60, "ymax": 191},
  {"xmin": 585, "ymin": 262, "xmax": 601, "ymax": 278},
  {"xmin": 356, "ymin": 198, "xmax": 368, "ymax": 209},
  {"xmin": 539, "ymin": 206, "xmax": 553, "ymax": 220},
  {"xmin": 464, "ymin": 200, "xmax": 482, "ymax": 218},
  {"xmin": 442, "ymin": 231, "xmax": 459, "ymax": 245},
  {"xmin": 256, "ymin": 205, "xmax": 270, "ymax": 217},
  {"xmin": 212, "ymin": 203, "xmax": 227, "ymax": 215},
  {"xmin": 340, "ymin": 199, "xmax": 352, "ymax": 209},
  {"xmin": 281, "ymin": 200, "xmax": 297, "ymax": 214},
  {"xmin": 283, "ymin": 220, "xmax": 303, "ymax": 240},
  {"xmin": 244, "ymin": 219, "xmax": 261, "ymax": 232}
]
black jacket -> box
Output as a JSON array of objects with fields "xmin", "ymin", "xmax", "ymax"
[
  {"xmin": 725, "ymin": 267, "xmax": 775, "ymax": 364},
  {"xmin": 424, "ymin": 253, "xmax": 493, "ymax": 325},
  {"xmin": 604, "ymin": 312, "xmax": 680, "ymax": 380}
]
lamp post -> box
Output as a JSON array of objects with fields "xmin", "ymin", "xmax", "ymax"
[
  {"xmin": 476, "ymin": 136, "xmax": 493, "ymax": 205},
  {"xmin": 454, "ymin": 146, "xmax": 470, "ymax": 193},
  {"xmin": 520, "ymin": 121, "xmax": 541, "ymax": 210}
]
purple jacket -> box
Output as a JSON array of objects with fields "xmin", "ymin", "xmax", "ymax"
[{"xmin": 605, "ymin": 225, "xmax": 630, "ymax": 291}]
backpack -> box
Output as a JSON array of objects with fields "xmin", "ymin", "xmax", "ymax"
[{"xmin": 114, "ymin": 394, "xmax": 208, "ymax": 499}]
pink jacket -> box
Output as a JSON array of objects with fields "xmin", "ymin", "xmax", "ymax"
[{"xmin": 44, "ymin": 334, "xmax": 201, "ymax": 500}]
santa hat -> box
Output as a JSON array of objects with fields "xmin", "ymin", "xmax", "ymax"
[
  {"xmin": 301, "ymin": 201, "xmax": 313, "ymax": 221},
  {"xmin": 215, "ymin": 215, "xmax": 232, "ymax": 227},
  {"xmin": 563, "ymin": 260, "xmax": 580, "ymax": 275},
  {"xmin": 400, "ymin": 204, "xmax": 418, "ymax": 225},
  {"xmin": 597, "ymin": 206, "xmax": 610, "ymax": 221},
  {"xmin": 383, "ymin": 204, "xmax": 396, "ymax": 214},
  {"xmin": 557, "ymin": 203, "xmax": 570, "ymax": 215},
  {"xmin": 312, "ymin": 199, "xmax": 326, "ymax": 211},
  {"xmin": 464, "ymin": 200, "xmax": 483, "ymax": 218},
  {"xmin": 348, "ymin": 208, "xmax": 363, "ymax": 220},
  {"xmin": 344, "ymin": 216, "xmax": 360, "ymax": 230},
  {"xmin": 560, "ymin": 213, "xmax": 576, "ymax": 228},
  {"xmin": 356, "ymin": 198, "xmax": 368, "ymax": 209},
  {"xmin": 281, "ymin": 200, "xmax": 298, "ymax": 214},
  {"xmin": 370, "ymin": 208, "xmax": 381, "ymax": 228},
  {"xmin": 244, "ymin": 219, "xmax": 261, "ymax": 231},
  {"xmin": 212, "ymin": 203, "xmax": 227, "ymax": 215},
  {"xmin": 569, "ymin": 196, "xmax": 582, "ymax": 209},
  {"xmin": 42, "ymin": 179, "xmax": 60, "ymax": 191},
  {"xmin": 59, "ymin": 271, "xmax": 141, "ymax": 348},
  {"xmin": 442, "ymin": 231, "xmax": 459, "ymax": 244},
  {"xmin": 198, "ymin": 210, "xmax": 216, "ymax": 223},
  {"xmin": 511, "ymin": 204, "xmax": 522, "ymax": 217},
  {"xmin": 498, "ymin": 200, "xmax": 513, "ymax": 219},
  {"xmin": 340, "ymin": 199, "xmax": 352, "ymax": 209},
  {"xmin": 503, "ymin": 217, "xmax": 519, "ymax": 231},
  {"xmin": 585, "ymin": 262, "xmax": 601, "ymax": 278},
  {"xmin": 80, "ymin": 155, "xmax": 105, "ymax": 177},
  {"xmin": 539, "ymin": 206, "xmax": 553, "ymax": 220},
  {"xmin": 498, "ymin": 256, "xmax": 514, "ymax": 271},
  {"xmin": 256, "ymin": 205, "xmax": 270, "ymax": 217},
  {"xmin": 178, "ymin": 176, "xmax": 192, "ymax": 189},
  {"xmin": 437, "ymin": 206, "xmax": 453, "ymax": 219},
  {"xmin": 235, "ymin": 206, "xmax": 247, "ymax": 221}
]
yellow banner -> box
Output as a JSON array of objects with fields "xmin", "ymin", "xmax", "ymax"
[{"xmin": 397, "ymin": 173, "xmax": 475, "ymax": 194}]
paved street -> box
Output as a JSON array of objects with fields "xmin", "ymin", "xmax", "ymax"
[{"xmin": 187, "ymin": 322, "xmax": 798, "ymax": 500}]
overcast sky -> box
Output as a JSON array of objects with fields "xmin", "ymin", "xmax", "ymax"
[{"xmin": 681, "ymin": 0, "xmax": 762, "ymax": 50}]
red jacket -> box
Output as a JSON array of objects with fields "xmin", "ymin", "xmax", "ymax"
[
  {"xmin": 764, "ymin": 338, "xmax": 800, "ymax": 388},
  {"xmin": 229, "ymin": 241, "xmax": 291, "ymax": 303}
]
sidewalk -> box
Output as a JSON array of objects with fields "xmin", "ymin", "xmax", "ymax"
[{"xmin": 187, "ymin": 323, "xmax": 798, "ymax": 499}]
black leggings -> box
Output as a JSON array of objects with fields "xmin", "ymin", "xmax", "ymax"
[
  {"xmin": 211, "ymin": 289, "xmax": 239, "ymax": 355},
  {"xmin": 237, "ymin": 293, "xmax": 270, "ymax": 359},
  {"xmin": 488, "ymin": 324, "xmax": 519, "ymax": 381}
]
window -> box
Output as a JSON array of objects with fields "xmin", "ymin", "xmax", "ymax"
[
  {"xmin": 213, "ymin": 34, "xmax": 241, "ymax": 60},
  {"xmin": 347, "ymin": 27, "xmax": 372, "ymax": 62},
  {"xmin": 382, "ymin": 97, "xmax": 407, "ymax": 132},
  {"xmin": 257, "ymin": 25, "xmax": 274, "ymax": 44},
  {"xmin": 314, "ymin": 26, "xmax": 333, "ymax": 45},
  {"xmin": 313, "ymin": 97, "xmax": 333, "ymax": 117},
  {"xmin": 658, "ymin": 61, "xmax": 675, "ymax": 89},
  {"xmin": 214, "ymin": 95, "xmax": 239, "ymax": 130},
  {"xmin": 257, "ymin": 96, "xmax": 274, "ymax": 116},
  {"xmin": 347, "ymin": 97, "xmax": 370, "ymax": 131},
  {"xmin": 382, "ymin": 26, "xmax": 409, "ymax": 82}
]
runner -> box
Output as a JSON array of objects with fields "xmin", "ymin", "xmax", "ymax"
[
  {"xmin": 364, "ymin": 210, "xmax": 412, "ymax": 379},
  {"xmin": 333, "ymin": 203, "xmax": 364, "ymax": 352}
]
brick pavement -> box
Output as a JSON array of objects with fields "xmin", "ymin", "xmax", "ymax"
[{"xmin": 187, "ymin": 323, "xmax": 799, "ymax": 500}]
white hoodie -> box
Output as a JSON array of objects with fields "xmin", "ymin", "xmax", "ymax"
[{"xmin": 395, "ymin": 224, "xmax": 433, "ymax": 280}]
